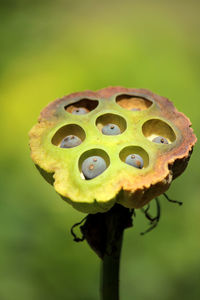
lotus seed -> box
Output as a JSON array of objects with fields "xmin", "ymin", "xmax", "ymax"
[
  {"xmin": 125, "ymin": 154, "xmax": 144, "ymax": 169},
  {"xmin": 72, "ymin": 107, "xmax": 88, "ymax": 115},
  {"xmin": 131, "ymin": 108, "xmax": 140, "ymax": 111},
  {"xmin": 82, "ymin": 156, "xmax": 107, "ymax": 179},
  {"xmin": 102, "ymin": 123, "xmax": 121, "ymax": 135},
  {"xmin": 60, "ymin": 135, "xmax": 82, "ymax": 148},
  {"xmin": 152, "ymin": 136, "xmax": 168, "ymax": 144}
]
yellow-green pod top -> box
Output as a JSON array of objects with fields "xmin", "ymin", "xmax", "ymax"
[{"xmin": 29, "ymin": 87, "xmax": 197, "ymax": 213}]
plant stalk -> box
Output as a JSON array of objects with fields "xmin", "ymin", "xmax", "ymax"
[
  {"xmin": 100, "ymin": 230, "xmax": 123, "ymax": 300},
  {"xmin": 80, "ymin": 204, "xmax": 133, "ymax": 300}
]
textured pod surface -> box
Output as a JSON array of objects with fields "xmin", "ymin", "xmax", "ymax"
[{"xmin": 29, "ymin": 87, "xmax": 197, "ymax": 213}]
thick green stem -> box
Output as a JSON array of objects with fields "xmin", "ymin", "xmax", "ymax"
[
  {"xmin": 100, "ymin": 231, "xmax": 123, "ymax": 300},
  {"xmin": 80, "ymin": 204, "xmax": 133, "ymax": 300}
]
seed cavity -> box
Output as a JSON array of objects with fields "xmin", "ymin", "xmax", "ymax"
[
  {"xmin": 152, "ymin": 136, "xmax": 169, "ymax": 144},
  {"xmin": 102, "ymin": 123, "xmax": 121, "ymax": 135},
  {"xmin": 131, "ymin": 108, "xmax": 141, "ymax": 111},
  {"xmin": 116, "ymin": 94, "xmax": 153, "ymax": 111},
  {"xmin": 96, "ymin": 113, "xmax": 126, "ymax": 135},
  {"xmin": 52, "ymin": 124, "xmax": 86, "ymax": 147},
  {"xmin": 119, "ymin": 146, "xmax": 149, "ymax": 168},
  {"xmin": 125, "ymin": 154, "xmax": 144, "ymax": 169},
  {"xmin": 72, "ymin": 107, "xmax": 88, "ymax": 115},
  {"xmin": 65, "ymin": 98, "xmax": 99, "ymax": 114},
  {"xmin": 142, "ymin": 119, "xmax": 176, "ymax": 144},
  {"xmin": 60, "ymin": 135, "xmax": 82, "ymax": 148},
  {"xmin": 79, "ymin": 149, "xmax": 110, "ymax": 180},
  {"xmin": 82, "ymin": 156, "xmax": 107, "ymax": 179}
]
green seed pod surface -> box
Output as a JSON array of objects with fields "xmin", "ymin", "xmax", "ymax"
[{"xmin": 29, "ymin": 87, "xmax": 197, "ymax": 213}]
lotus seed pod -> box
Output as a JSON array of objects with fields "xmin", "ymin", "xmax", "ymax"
[
  {"xmin": 60, "ymin": 135, "xmax": 82, "ymax": 148},
  {"xmin": 125, "ymin": 154, "xmax": 144, "ymax": 169},
  {"xmin": 82, "ymin": 156, "xmax": 107, "ymax": 179},
  {"xmin": 102, "ymin": 123, "xmax": 121, "ymax": 135},
  {"xmin": 29, "ymin": 87, "xmax": 197, "ymax": 213}
]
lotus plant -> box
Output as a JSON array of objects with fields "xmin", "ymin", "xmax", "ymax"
[{"xmin": 29, "ymin": 87, "xmax": 196, "ymax": 300}]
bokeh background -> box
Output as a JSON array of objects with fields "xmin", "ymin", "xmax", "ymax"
[{"xmin": 0, "ymin": 0, "xmax": 199, "ymax": 299}]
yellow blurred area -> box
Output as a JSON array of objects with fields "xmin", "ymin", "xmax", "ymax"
[{"xmin": 0, "ymin": 1, "xmax": 199, "ymax": 299}]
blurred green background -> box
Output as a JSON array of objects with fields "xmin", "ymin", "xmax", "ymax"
[{"xmin": 0, "ymin": 0, "xmax": 199, "ymax": 299}]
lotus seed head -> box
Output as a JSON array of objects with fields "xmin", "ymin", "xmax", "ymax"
[
  {"xmin": 152, "ymin": 136, "xmax": 168, "ymax": 144},
  {"xmin": 125, "ymin": 154, "xmax": 144, "ymax": 169},
  {"xmin": 72, "ymin": 107, "xmax": 88, "ymax": 115},
  {"xmin": 82, "ymin": 156, "xmax": 107, "ymax": 179},
  {"xmin": 60, "ymin": 135, "xmax": 82, "ymax": 148},
  {"xmin": 102, "ymin": 123, "xmax": 121, "ymax": 135},
  {"xmin": 29, "ymin": 86, "xmax": 197, "ymax": 213}
]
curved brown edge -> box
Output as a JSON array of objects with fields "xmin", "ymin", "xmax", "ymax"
[{"xmin": 39, "ymin": 90, "xmax": 99, "ymax": 121}]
